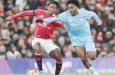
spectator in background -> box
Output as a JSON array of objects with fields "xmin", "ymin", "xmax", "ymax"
[
  {"xmin": 59, "ymin": 0, "xmax": 68, "ymax": 13},
  {"xmin": 27, "ymin": 0, "xmax": 43, "ymax": 10},
  {"xmin": 15, "ymin": 0, "xmax": 27, "ymax": 11},
  {"xmin": 0, "ymin": 0, "xmax": 4, "ymax": 16},
  {"xmin": 4, "ymin": 0, "xmax": 15, "ymax": 12},
  {"xmin": 6, "ymin": 44, "xmax": 22, "ymax": 59},
  {"xmin": 0, "ymin": 37, "xmax": 6, "ymax": 59}
]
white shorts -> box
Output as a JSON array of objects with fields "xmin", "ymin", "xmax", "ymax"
[
  {"xmin": 32, "ymin": 37, "xmax": 59, "ymax": 54},
  {"xmin": 71, "ymin": 37, "xmax": 96, "ymax": 52}
]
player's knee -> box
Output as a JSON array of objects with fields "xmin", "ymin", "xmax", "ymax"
[
  {"xmin": 33, "ymin": 43, "xmax": 41, "ymax": 51},
  {"xmin": 89, "ymin": 55, "xmax": 96, "ymax": 60},
  {"xmin": 87, "ymin": 51, "xmax": 97, "ymax": 60},
  {"xmin": 88, "ymin": 53, "xmax": 97, "ymax": 60},
  {"xmin": 91, "ymin": 57, "xmax": 96, "ymax": 60}
]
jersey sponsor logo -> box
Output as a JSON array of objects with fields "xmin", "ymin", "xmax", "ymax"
[
  {"xmin": 37, "ymin": 15, "xmax": 44, "ymax": 19},
  {"xmin": 40, "ymin": 15, "xmax": 44, "ymax": 18},
  {"xmin": 38, "ymin": 23, "xmax": 51, "ymax": 29}
]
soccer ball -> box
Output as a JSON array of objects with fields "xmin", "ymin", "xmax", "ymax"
[{"xmin": 26, "ymin": 69, "xmax": 39, "ymax": 75}]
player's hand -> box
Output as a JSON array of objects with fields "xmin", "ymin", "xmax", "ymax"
[
  {"xmin": 4, "ymin": 16, "xmax": 14, "ymax": 26},
  {"xmin": 36, "ymin": 19, "xmax": 43, "ymax": 22},
  {"xmin": 97, "ymin": 25, "xmax": 102, "ymax": 32},
  {"xmin": 4, "ymin": 16, "xmax": 12, "ymax": 22}
]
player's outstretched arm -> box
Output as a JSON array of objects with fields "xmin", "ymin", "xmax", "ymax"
[
  {"xmin": 43, "ymin": 12, "xmax": 67, "ymax": 23},
  {"xmin": 90, "ymin": 11, "xmax": 103, "ymax": 32},
  {"xmin": 5, "ymin": 10, "xmax": 36, "ymax": 21},
  {"xmin": 36, "ymin": 16, "xmax": 64, "ymax": 23},
  {"xmin": 90, "ymin": 11, "xmax": 102, "ymax": 26},
  {"xmin": 84, "ymin": 9, "xmax": 102, "ymax": 26},
  {"xmin": 43, "ymin": 16, "xmax": 61, "ymax": 23},
  {"xmin": 53, "ymin": 22, "xmax": 63, "ymax": 27},
  {"xmin": 85, "ymin": 10, "xmax": 102, "ymax": 32}
]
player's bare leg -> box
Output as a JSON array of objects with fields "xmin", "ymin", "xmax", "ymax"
[
  {"xmin": 87, "ymin": 51, "xmax": 99, "ymax": 75},
  {"xmin": 74, "ymin": 46, "xmax": 99, "ymax": 75},
  {"xmin": 49, "ymin": 49, "xmax": 62, "ymax": 75},
  {"xmin": 74, "ymin": 46, "xmax": 92, "ymax": 68},
  {"xmin": 34, "ymin": 43, "xmax": 43, "ymax": 75}
]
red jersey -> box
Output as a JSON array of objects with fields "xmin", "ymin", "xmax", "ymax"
[{"xmin": 11, "ymin": 9, "xmax": 63, "ymax": 39}]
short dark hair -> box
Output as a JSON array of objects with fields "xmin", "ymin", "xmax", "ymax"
[
  {"xmin": 67, "ymin": 0, "xmax": 80, "ymax": 8},
  {"xmin": 48, "ymin": 1, "xmax": 60, "ymax": 8}
]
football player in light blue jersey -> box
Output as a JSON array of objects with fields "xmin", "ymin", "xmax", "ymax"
[{"xmin": 37, "ymin": 0, "xmax": 102, "ymax": 75}]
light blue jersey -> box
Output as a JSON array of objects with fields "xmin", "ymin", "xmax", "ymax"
[{"xmin": 43, "ymin": 8, "xmax": 102, "ymax": 51}]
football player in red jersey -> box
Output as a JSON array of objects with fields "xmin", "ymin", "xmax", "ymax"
[{"xmin": 5, "ymin": 1, "xmax": 62, "ymax": 75}]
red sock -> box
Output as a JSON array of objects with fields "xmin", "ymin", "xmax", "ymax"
[
  {"xmin": 55, "ymin": 62, "xmax": 62, "ymax": 75},
  {"xmin": 35, "ymin": 51, "xmax": 43, "ymax": 71}
]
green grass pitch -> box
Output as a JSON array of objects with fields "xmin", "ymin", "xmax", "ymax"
[
  {"xmin": 46, "ymin": 73, "xmax": 115, "ymax": 75},
  {"xmin": 15, "ymin": 72, "xmax": 115, "ymax": 75}
]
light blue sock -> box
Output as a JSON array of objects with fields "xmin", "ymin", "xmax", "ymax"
[
  {"xmin": 39, "ymin": 71, "xmax": 44, "ymax": 75},
  {"xmin": 88, "ymin": 66, "xmax": 96, "ymax": 73}
]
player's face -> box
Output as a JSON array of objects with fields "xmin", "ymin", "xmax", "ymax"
[
  {"xmin": 48, "ymin": 4, "xmax": 58, "ymax": 15},
  {"xmin": 68, "ymin": 4, "xmax": 78, "ymax": 16}
]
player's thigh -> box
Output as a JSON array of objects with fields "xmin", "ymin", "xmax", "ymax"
[
  {"xmin": 42, "ymin": 39, "xmax": 60, "ymax": 55},
  {"xmin": 72, "ymin": 39, "xmax": 87, "ymax": 58},
  {"xmin": 32, "ymin": 38, "xmax": 42, "ymax": 51},
  {"xmin": 74, "ymin": 46, "xmax": 86, "ymax": 58}
]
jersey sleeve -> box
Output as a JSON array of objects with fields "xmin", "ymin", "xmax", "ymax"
[
  {"xmin": 11, "ymin": 10, "xmax": 33, "ymax": 19},
  {"xmin": 83, "ymin": 9, "xmax": 102, "ymax": 25},
  {"xmin": 43, "ymin": 11, "xmax": 68, "ymax": 23},
  {"xmin": 53, "ymin": 22, "xmax": 63, "ymax": 27},
  {"xmin": 11, "ymin": 9, "xmax": 41, "ymax": 20}
]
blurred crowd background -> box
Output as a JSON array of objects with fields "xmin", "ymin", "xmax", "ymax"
[{"xmin": 0, "ymin": 0, "xmax": 115, "ymax": 59}]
